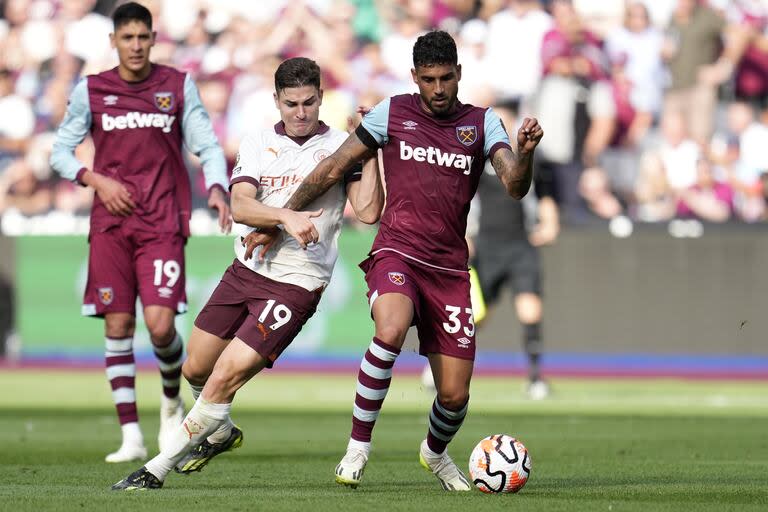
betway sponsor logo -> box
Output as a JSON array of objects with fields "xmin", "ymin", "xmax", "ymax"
[
  {"xmin": 399, "ymin": 141, "xmax": 474, "ymax": 175},
  {"xmin": 101, "ymin": 112, "xmax": 176, "ymax": 133}
]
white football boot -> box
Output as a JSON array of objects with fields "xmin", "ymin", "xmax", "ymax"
[
  {"xmin": 418, "ymin": 440, "xmax": 471, "ymax": 491},
  {"xmin": 105, "ymin": 441, "xmax": 147, "ymax": 463},
  {"xmin": 334, "ymin": 448, "xmax": 368, "ymax": 489},
  {"xmin": 526, "ymin": 379, "xmax": 550, "ymax": 401}
]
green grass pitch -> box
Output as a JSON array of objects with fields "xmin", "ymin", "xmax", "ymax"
[{"xmin": 1, "ymin": 370, "xmax": 767, "ymax": 511}]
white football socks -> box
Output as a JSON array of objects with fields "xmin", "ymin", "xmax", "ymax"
[
  {"xmin": 188, "ymin": 383, "xmax": 234, "ymax": 444},
  {"xmin": 121, "ymin": 422, "xmax": 143, "ymax": 445},
  {"xmin": 347, "ymin": 438, "xmax": 371, "ymax": 455},
  {"xmin": 144, "ymin": 398, "xmax": 231, "ymax": 481}
]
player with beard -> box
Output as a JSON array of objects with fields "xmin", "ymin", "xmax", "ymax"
[{"xmin": 245, "ymin": 31, "xmax": 543, "ymax": 490}]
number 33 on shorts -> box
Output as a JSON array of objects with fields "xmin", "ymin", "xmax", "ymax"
[{"xmin": 442, "ymin": 305, "xmax": 475, "ymax": 338}]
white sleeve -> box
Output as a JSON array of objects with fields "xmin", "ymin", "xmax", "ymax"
[{"xmin": 229, "ymin": 133, "xmax": 263, "ymax": 190}]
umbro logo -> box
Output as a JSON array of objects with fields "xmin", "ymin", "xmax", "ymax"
[
  {"xmin": 403, "ymin": 120, "xmax": 418, "ymax": 130},
  {"xmin": 457, "ymin": 337, "xmax": 471, "ymax": 347},
  {"xmin": 103, "ymin": 95, "xmax": 119, "ymax": 106}
]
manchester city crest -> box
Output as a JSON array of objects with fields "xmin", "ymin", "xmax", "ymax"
[
  {"xmin": 456, "ymin": 125, "xmax": 477, "ymax": 146},
  {"xmin": 154, "ymin": 92, "xmax": 174, "ymax": 112}
]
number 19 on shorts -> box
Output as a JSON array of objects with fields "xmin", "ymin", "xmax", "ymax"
[{"xmin": 153, "ymin": 259, "xmax": 181, "ymax": 288}]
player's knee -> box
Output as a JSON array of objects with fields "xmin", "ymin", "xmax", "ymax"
[
  {"xmin": 437, "ymin": 391, "xmax": 469, "ymax": 411},
  {"xmin": 146, "ymin": 318, "xmax": 175, "ymax": 345},
  {"xmin": 104, "ymin": 316, "xmax": 135, "ymax": 339},
  {"xmin": 182, "ymin": 358, "xmax": 210, "ymax": 386},
  {"xmin": 374, "ymin": 325, "xmax": 408, "ymax": 347}
]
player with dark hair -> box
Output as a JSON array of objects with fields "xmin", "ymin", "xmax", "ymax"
[
  {"xmin": 244, "ymin": 30, "xmax": 543, "ymax": 491},
  {"xmin": 50, "ymin": 1, "xmax": 231, "ymax": 463},
  {"xmin": 111, "ymin": 57, "xmax": 384, "ymax": 490}
]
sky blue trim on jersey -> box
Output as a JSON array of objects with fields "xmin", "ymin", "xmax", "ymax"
[
  {"xmin": 483, "ymin": 107, "xmax": 510, "ymax": 157},
  {"xmin": 182, "ymin": 74, "xmax": 228, "ymax": 191},
  {"xmin": 50, "ymin": 78, "xmax": 90, "ymax": 181},
  {"xmin": 360, "ymin": 97, "xmax": 391, "ymax": 146}
]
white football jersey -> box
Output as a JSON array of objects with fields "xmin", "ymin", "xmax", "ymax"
[{"xmin": 229, "ymin": 123, "xmax": 359, "ymax": 291}]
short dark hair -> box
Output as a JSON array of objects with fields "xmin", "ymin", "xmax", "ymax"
[
  {"xmin": 112, "ymin": 2, "xmax": 152, "ymax": 31},
  {"xmin": 274, "ymin": 58, "xmax": 321, "ymax": 93},
  {"xmin": 412, "ymin": 30, "xmax": 457, "ymax": 68}
]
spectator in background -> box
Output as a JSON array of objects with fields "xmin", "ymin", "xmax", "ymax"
[
  {"xmin": 710, "ymin": 101, "xmax": 768, "ymax": 221},
  {"xmin": 729, "ymin": 1, "xmax": 768, "ymax": 107},
  {"xmin": 635, "ymin": 152, "xmax": 676, "ymax": 222},
  {"xmin": 0, "ymin": 69, "xmax": 35, "ymax": 168},
  {"xmin": 598, "ymin": 1, "xmax": 664, "ymax": 212},
  {"xmin": 0, "ymin": 158, "xmax": 52, "ymax": 215},
  {"xmin": 533, "ymin": 0, "xmax": 615, "ymax": 222},
  {"xmin": 676, "ymin": 158, "xmax": 733, "ymax": 223},
  {"xmin": 605, "ymin": 1, "xmax": 664, "ymax": 139},
  {"xmin": 454, "ymin": 19, "xmax": 494, "ymax": 105},
  {"xmin": 662, "ymin": 0, "xmax": 726, "ymax": 146},
  {"xmin": 656, "ymin": 109, "xmax": 701, "ymax": 192},
  {"xmin": 700, "ymin": 0, "xmax": 768, "ymax": 108},
  {"xmin": 484, "ymin": 0, "xmax": 553, "ymax": 107},
  {"xmin": 578, "ymin": 165, "xmax": 623, "ymax": 221}
]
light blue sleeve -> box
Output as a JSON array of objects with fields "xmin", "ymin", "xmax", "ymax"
[
  {"xmin": 182, "ymin": 74, "xmax": 228, "ymax": 191},
  {"xmin": 50, "ymin": 78, "xmax": 91, "ymax": 181},
  {"xmin": 483, "ymin": 107, "xmax": 511, "ymax": 157},
  {"xmin": 360, "ymin": 97, "xmax": 391, "ymax": 146}
]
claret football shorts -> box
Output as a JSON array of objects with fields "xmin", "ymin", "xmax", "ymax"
[
  {"xmin": 361, "ymin": 251, "xmax": 476, "ymax": 361},
  {"xmin": 194, "ymin": 259, "xmax": 322, "ymax": 368},
  {"xmin": 83, "ymin": 225, "xmax": 187, "ymax": 317}
]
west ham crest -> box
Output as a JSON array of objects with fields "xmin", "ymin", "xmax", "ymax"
[
  {"xmin": 99, "ymin": 287, "xmax": 114, "ymax": 305},
  {"xmin": 456, "ymin": 125, "xmax": 477, "ymax": 146},
  {"xmin": 388, "ymin": 272, "xmax": 405, "ymax": 286},
  {"xmin": 154, "ymin": 92, "xmax": 174, "ymax": 112}
]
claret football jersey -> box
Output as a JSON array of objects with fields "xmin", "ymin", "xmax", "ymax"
[
  {"xmin": 51, "ymin": 64, "xmax": 228, "ymax": 237},
  {"xmin": 230, "ymin": 122, "xmax": 361, "ymax": 292},
  {"xmin": 359, "ymin": 93, "xmax": 511, "ymax": 271}
]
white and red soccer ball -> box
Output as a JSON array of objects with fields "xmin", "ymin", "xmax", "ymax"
[{"xmin": 468, "ymin": 434, "xmax": 531, "ymax": 494}]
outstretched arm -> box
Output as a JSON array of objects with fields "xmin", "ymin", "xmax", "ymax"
[
  {"xmin": 490, "ymin": 117, "xmax": 543, "ymax": 200},
  {"xmin": 283, "ymin": 130, "xmax": 376, "ymax": 211}
]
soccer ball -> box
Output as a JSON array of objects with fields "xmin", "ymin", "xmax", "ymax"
[{"xmin": 468, "ymin": 434, "xmax": 531, "ymax": 494}]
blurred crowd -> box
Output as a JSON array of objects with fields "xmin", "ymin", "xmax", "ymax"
[{"xmin": 0, "ymin": 0, "xmax": 767, "ymax": 232}]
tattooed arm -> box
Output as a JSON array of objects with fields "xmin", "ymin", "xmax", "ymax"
[
  {"xmin": 283, "ymin": 130, "xmax": 376, "ymax": 211},
  {"xmin": 490, "ymin": 117, "xmax": 544, "ymax": 200}
]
